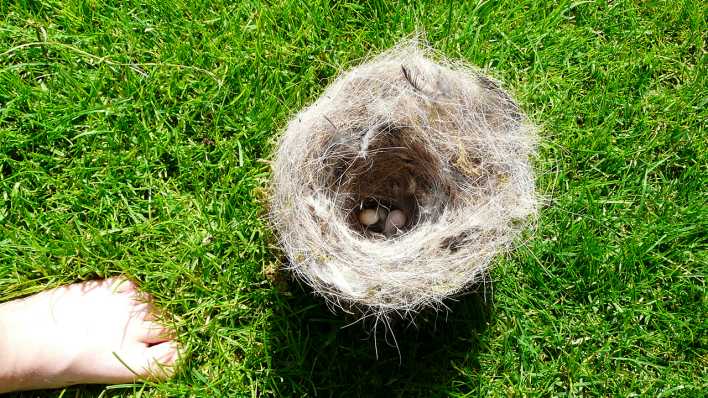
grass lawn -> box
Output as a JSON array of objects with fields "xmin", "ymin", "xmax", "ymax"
[{"xmin": 1, "ymin": 0, "xmax": 705, "ymax": 396}]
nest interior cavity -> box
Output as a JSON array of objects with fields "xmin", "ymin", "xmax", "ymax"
[{"xmin": 271, "ymin": 41, "xmax": 537, "ymax": 320}]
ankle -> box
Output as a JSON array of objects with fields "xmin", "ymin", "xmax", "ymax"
[
  {"xmin": 0, "ymin": 301, "xmax": 24, "ymax": 392},
  {"xmin": 0, "ymin": 297, "xmax": 73, "ymax": 392}
]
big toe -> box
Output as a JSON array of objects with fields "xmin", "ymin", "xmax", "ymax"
[
  {"xmin": 137, "ymin": 341, "xmax": 181, "ymax": 381},
  {"xmin": 105, "ymin": 276, "xmax": 138, "ymax": 293}
]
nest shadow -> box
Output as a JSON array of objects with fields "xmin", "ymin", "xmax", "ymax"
[{"xmin": 267, "ymin": 277, "xmax": 495, "ymax": 397}]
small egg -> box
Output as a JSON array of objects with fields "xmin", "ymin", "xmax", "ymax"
[
  {"xmin": 384, "ymin": 209, "xmax": 406, "ymax": 234},
  {"xmin": 358, "ymin": 208, "xmax": 379, "ymax": 226}
]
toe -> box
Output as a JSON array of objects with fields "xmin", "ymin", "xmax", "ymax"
[
  {"xmin": 137, "ymin": 320, "xmax": 175, "ymax": 344},
  {"xmin": 139, "ymin": 341, "xmax": 181, "ymax": 380},
  {"xmin": 80, "ymin": 341, "xmax": 180, "ymax": 385},
  {"xmin": 108, "ymin": 277, "xmax": 138, "ymax": 294}
]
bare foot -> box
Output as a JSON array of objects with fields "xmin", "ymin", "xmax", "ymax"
[{"xmin": 0, "ymin": 278, "xmax": 180, "ymax": 392}]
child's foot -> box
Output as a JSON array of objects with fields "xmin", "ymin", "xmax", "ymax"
[{"xmin": 0, "ymin": 277, "xmax": 180, "ymax": 392}]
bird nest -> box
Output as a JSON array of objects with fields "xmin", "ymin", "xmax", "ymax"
[{"xmin": 270, "ymin": 41, "xmax": 537, "ymax": 322}]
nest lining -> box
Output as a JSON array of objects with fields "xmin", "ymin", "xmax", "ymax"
[{"xmin": 270, "ymin": 41, "xmax": 537, "ymax": 320}]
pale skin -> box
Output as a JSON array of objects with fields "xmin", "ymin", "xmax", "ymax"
[{"xmin": 0, "ymin": 277, "xmax": 179, "ymax": 393}]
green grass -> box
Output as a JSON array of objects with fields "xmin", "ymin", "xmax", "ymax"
[{"xmin": 1, "ymin": 0, "xmax": 705, "ymax": 396}]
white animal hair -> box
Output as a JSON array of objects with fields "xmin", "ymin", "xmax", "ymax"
[{"xmin": 270, "ymin": 40, "xmax": 538, "ymax": 324}]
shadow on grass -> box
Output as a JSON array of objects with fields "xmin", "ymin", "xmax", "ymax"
[{"xmin": 268, "ymin": 279, "xmax": 494, "ymax": 397}]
